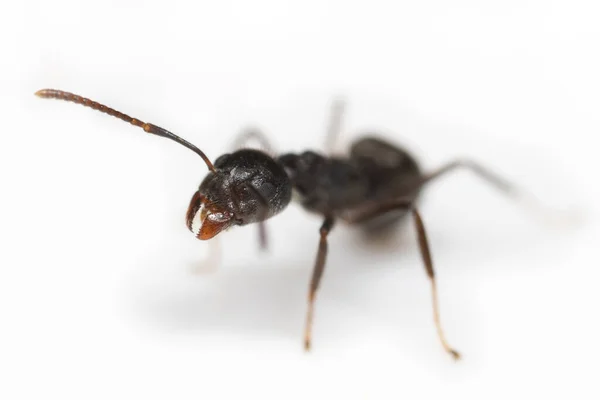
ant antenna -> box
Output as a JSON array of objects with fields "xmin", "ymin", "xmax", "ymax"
[{"xmin": 35, "ymin": 89, "xmax": 216, "ymax": 172}]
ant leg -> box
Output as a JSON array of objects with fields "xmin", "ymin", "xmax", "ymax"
[
  {"xmin": 243, "ymin": 183, "xmax": 270, "ymax": 251},
  {"xmin": 420, "ymin": 159, "xmax": 576, "ymax": 226},
  {"xmin": 231, "ymin": 127, "xmax": 275, "ymax": 155},
  {"xmin": 411, "ymin": 207, "xmax": 461, "ymax": 360},
  {"xmin": 231, "ymin": 128, "xmax": 274, "ymax": 250},
  {"xmin": 324, "ymin": 98, "xmax": 346, "ymax": 155},
  {"xmin": 343, "ymin": 201, "xmax": 460, "ymax": 360},
  {"xmin": 421, "ymin": 159, "xmax": 515, "ymax": 194},
  {"xmin": 304, "ymin": 216, "xmax": 335, "ymax": 351}
]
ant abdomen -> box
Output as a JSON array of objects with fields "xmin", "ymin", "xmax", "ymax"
[
  {"xmin": 350, "ymin": 137, "xmax": 422, "ymax": 199},
  {"xmin": 350, "ymin": 137, "xmax": 421, "ymax": 180},
  {"xmin": 347, "ymin": 137, "xmax": 423, "ymax": 230}
]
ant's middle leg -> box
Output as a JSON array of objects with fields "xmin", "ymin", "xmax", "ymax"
[{"xmin": 324, "ymin": 98, "xmax": 346, "ymax": 155}]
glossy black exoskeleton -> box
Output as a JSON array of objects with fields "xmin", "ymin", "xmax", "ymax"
[{"xmin": 36, "ymin": 89, "xmax": 524, "ymax": 360}]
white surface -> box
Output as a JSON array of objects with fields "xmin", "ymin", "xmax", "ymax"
[{"xmin": 1, "ymin": 1, "xmax": 599, "ymax": 399}]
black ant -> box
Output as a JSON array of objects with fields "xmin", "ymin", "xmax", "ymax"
[{"xmin": 35, "ymin": 88, "xmax": 539, "ymax": 360}]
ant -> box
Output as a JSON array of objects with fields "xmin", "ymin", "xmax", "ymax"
[{"xmin": 35, "ymin": 88, "xmax": 536, "ymax": 360}]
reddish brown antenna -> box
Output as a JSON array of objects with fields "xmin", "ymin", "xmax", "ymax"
[{"xmin": 35, "ymin": 89, "xmax": 216, "ymax": 172}]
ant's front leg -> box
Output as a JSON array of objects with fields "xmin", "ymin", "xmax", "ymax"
[
  {"xmin": 241, "ymin": 183, "xmax": 270, "ymax": 251},
  {"xmin": 231, "ymin": 127, "xmax": 275, "ymax": 155},
  {"xmin": 231, "ymin": 128, "xmax": 274, "ymax": 251},
  {"xmin": 304, "ymin": 215, "xmax": 335, "ymax": 351}
]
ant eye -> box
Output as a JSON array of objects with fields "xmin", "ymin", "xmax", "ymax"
[
  {"xmin": 234, "ymin": 185, "xmax": 251, "ymax": 201},
  {"xmin": 214, "ymin": 154, "xmax": 231, "ymax": 168}
]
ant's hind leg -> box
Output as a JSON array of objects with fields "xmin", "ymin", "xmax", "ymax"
[
  {"xmin": 304, "ymin": 216, "xmax": 335, "ymax": 351},
  {"xmin": 411, "ymin": 207, "xmax": 461, "ymax": 360},
  {"xmin": 420, "ymin": 159, "xmax": 576, "ymax": 226},
  {"xmin": 421, "ymin": 159, "xmax": 516, "ymax": 195},
  {"xmin": 343, "ymin": 201, "xmax": 460, "ymax": 360}
]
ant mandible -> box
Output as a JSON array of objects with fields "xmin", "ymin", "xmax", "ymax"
[{"xmin": 36, "ymin": 88, "xmax": 527, "ymax": 360}]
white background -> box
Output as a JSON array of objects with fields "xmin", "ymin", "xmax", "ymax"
[{"xmin": 2, "ymin": 1, "xmax": 599, "ymax": 399}]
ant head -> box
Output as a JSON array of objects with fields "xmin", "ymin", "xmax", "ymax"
[
  {"xmin": 187, "ymin": 149, "xmax": 292, "ymax": 240},
  {"xmin": 33, "ymin": 89, "xmax": 291, "ymax": 241}
]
